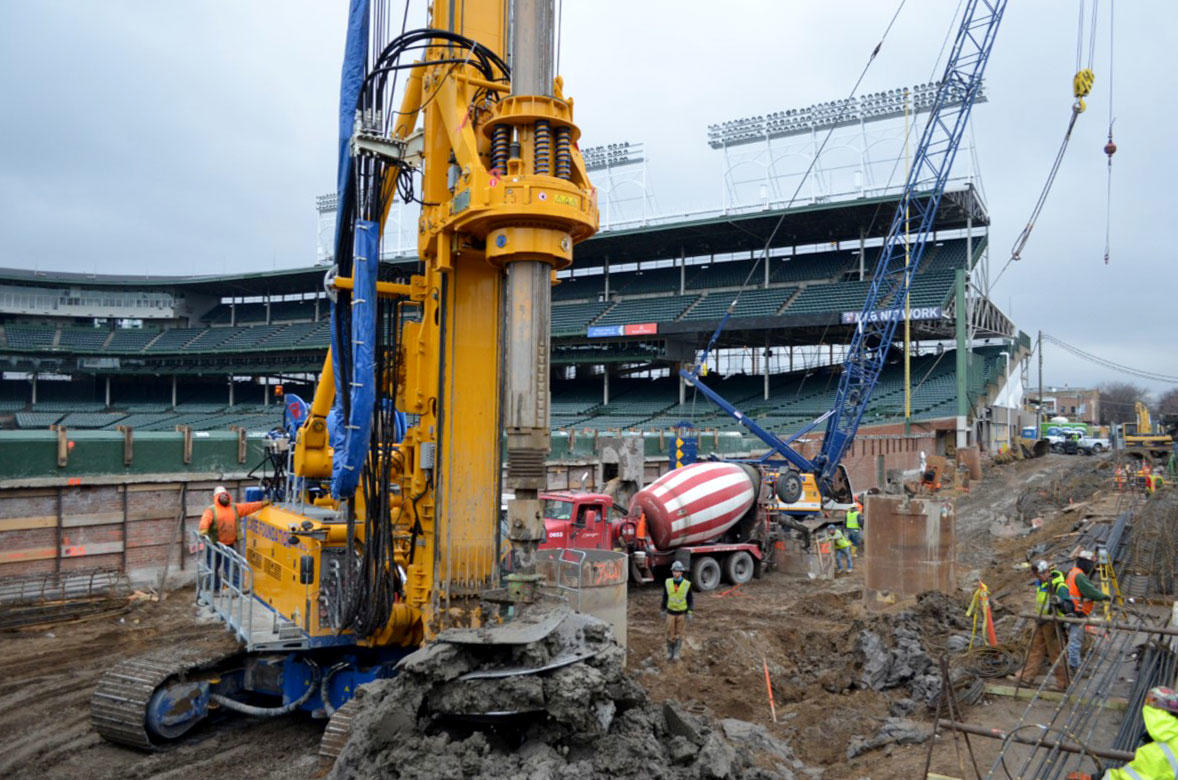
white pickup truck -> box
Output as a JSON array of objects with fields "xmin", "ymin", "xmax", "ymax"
[{"xmin": 1077, "ymin": 434, "xmax": 1110, "ymax": 454}]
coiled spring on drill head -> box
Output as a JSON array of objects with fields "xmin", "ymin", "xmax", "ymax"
[
  {"xmin": 555, "ymin": 126, "xmax": 572, "ymax": 180},
  {"xmin": 490, "ymin": 125, "xmax": 510, "ymax": 173},
  {"xmin": 533, "ymin": 120, "xmax": 551, "ymax": 176}
]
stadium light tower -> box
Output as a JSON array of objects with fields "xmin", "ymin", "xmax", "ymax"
[
  {"xmin": 315, "ymin": 193, "xmax": 338, "ymax": 264},
  {"xmin": 707, "ymin": 81, "xmax": 987, "ymax": 210},
  {"xmin": 579, "ymin": 141, "xmax": 656, "ymax": 229}
]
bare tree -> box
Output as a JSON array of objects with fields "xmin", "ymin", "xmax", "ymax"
[
  {"xmin": 1158, "ymin": 387, "xmax": 1178, "ymax": 417},
  {"xmin": 1099, "ymin": 382, "xmax": 1147, "ymax": 426}
]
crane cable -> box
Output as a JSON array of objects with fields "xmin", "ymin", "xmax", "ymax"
[
  {"xmin": 1003, "ymin": 0, "xmax": 1099, "ymax": 272},
  {"xmin": 689, "ymin": 0, "xmax": 908, "ymax": 380},
  {"xmin": 1102, "ymin": 1, "xmax": 1116, "ymax": 264}
]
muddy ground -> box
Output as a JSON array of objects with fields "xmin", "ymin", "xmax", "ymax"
[{"xmin": 1, "ymin": 453, "xmax": 1148, "ymax": 779}]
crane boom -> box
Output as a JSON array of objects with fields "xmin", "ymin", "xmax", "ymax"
[
  {"xmin": 681, "ymin": 0, "xmax": 1006, "ymax": 503},
  {"xmin": 815, "ymin": 0, "xmax": 1006, "ymax": 491}
]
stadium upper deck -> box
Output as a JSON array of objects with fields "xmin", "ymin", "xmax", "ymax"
[{"xmin": 0, "ymin": 186, "xmax": 1025, "ymax": 437}]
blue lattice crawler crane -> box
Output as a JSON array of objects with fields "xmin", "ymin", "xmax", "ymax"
[{"xmin": 682, "ymin": 0, "xmax": 1007, "ymax": 521}]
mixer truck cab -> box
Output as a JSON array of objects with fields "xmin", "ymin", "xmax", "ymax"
[{"xmin": 539, "ymin": 491, "xmax": 621, "ymax": 552}]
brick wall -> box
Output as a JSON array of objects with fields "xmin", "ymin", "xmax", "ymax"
[{"xmin": 0, "ymin": 477, "xmax": 250, "ymax": 585}]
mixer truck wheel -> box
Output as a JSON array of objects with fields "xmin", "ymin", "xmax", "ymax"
[
  {"xmin": 723, "ymin": 551, "xmax": 755, "ymax": 585},
  {"xmin": 691, "ymin": 556, "xmax": 722, "ymax": 592}
]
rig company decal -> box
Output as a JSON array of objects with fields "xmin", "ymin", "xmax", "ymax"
[{"xmin": 840, "ymin": 306, "xmax": 943, "ymax": 324}]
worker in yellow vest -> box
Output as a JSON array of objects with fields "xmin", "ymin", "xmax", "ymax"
[
  {"xmin": 1067, "ymin": 686, "xmax": 1178, "ymax": 779},
  {"xmin": 831, "ymin": 525, "xmax": 854, "ymax": 574},
  {"xmin": 845, "ymin": 499, "xmax": 864, "ymax": 553},
  {"xmin": 660, "ymin": 561, "xmax": 693, "ymax": 662}
]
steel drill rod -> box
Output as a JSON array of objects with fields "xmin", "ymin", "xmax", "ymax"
[
  {"xmin": 1016, "ymin": 613, "xmax": 1178, "ymax": 636},
  {"xmin": 938, "ymin": 720, "xmax": 1135, "ymax": 762}
]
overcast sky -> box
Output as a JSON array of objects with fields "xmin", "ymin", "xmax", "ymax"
[{"xmin": 1, "ymin": 1, "xmax": 1174, "ymax": 394}]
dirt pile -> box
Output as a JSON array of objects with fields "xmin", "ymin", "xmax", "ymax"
[{"xmin": 330, "ymin": 614, "xmax": 815, "ymax": 780}]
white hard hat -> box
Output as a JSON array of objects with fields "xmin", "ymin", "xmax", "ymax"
[
  {"xmin": 213, "ymin": 486, "xmax": 230, "ymax": 498},
  {"xmin": 1077, "ymin": 549, "xmax": 1094, "ymax": 562},
  {"xmin": 1033, "ymin": 559, "xmax": 1050, "ymax": 575},
  {"xmin": 671, "ymin": 561, "xmax": 686, "ymax": 572}
]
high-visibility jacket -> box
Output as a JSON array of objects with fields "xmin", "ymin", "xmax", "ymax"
[
  {"xmin": 664, "ymin": 578, "xmax": 692, "ymax": 613},
  {"xmin": 846, "ymin": 508, "xmax": 861, "ymax": 530},
  {"xmin": 831, "ymin": 527, "xmax": 852, "ymax": 550},
  {"xmin": 1066, "ymin": 566, "xmax": 1099, "ymax": 616},
  {"xmin": 198, "ymin": 500, "xmax": 265, "ymax": 546},
  {"xmin": 1035, "ymin": 570, "xmax": 1071, "ymax": 615},
  {"xmin": 1103, "ymin": 705, "xmax": 1178, "ymax": 779}
]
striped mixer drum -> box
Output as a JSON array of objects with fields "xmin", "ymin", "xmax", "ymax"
[{"xmin": 629, "ymin": 462, "xmax": 759, "ymax": 550}]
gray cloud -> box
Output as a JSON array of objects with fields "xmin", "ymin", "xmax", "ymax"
[{"xmin": 1, "ymin": 1, "xmax": 1172, "ymax": 391}]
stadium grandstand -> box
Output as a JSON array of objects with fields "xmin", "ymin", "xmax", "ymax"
[{"xmin": 0, "ymin": 184, "xmax": 1029, "ymax": 451}]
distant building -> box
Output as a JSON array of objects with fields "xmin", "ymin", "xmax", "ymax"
[{"xmin": 1034, "ymin": 387, "xmax": 1100, "ymax": 425}]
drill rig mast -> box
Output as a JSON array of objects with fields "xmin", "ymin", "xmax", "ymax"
[{"xmin": 92, "ymin": 0, "xmax": 597, "ymax": 748}]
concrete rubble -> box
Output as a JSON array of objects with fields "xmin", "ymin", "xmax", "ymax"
[
  {"xmin": 330, "ymin": 614, "xmax": 816, "ymax": 779},
  {"xmin": 846, "ymin": 717, "xmax": 932, "ymax": 759}
]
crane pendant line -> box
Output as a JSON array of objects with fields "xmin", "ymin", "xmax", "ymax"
[{"xmin": 816, "ymin": 0, "xmax": 1007, "ymax": 488}]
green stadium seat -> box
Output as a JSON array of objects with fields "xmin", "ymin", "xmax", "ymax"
[
  {"xmin": 680, "ymin": 287, "xmax": 796, "ymax": 321},
  {"xmin": 58, "ymin": 328, "xmax": 110, "ymax": 351},
  {"xmin": 591, "ymin": 295, "xmax": 698, "ymax": 327}
]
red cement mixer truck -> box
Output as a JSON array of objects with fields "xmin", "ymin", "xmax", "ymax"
[{"xmin": 537, "ymin": 461, "xmax": 785, "ymax": 591}]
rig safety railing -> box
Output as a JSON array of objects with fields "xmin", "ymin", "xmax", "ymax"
[
  {"xmin": 554, "ymin": 548, "xmax": 587, "ymax": 612},
  {"xmin": 192, "ymin": 531, "xmax": 254, "ymax": 646}
]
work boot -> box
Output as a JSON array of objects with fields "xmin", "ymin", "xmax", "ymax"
[
  {"xmin": 672, "ymin": 640, "xmax": 682, "ymax": 662},
  {"xmin": 666, "ymin": 641, "xmax": 675, "ymax": 661}
]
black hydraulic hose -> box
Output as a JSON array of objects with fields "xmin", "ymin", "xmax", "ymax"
[
  {"xmin": 210, "ymin": 659, "xmax": 320, "ymax": 717},
  {"xmin": 320, "ymin": 662, "xmax": 351, "ymax": 718}
]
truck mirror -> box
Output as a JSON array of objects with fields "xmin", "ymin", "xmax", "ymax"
[{"xmin": 299, "ymin": 555, "xmax": 314, "ymax": 585}]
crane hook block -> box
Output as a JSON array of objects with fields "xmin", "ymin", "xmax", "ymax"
[
  {"xmin": 1104, "ymin": 139, "xmax": 1117, "ymax": 158},
  {"xmin": 1072, "ymin": 69, "xmax": 1095, "ymax": 112}
]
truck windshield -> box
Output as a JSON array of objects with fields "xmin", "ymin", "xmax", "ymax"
[{"xmin": 543, "ymin": 499, "xmax": 573, "ymax": 521}]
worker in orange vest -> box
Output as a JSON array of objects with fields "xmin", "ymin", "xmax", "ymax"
[
  {"xmin": 1064, "ymin": 550, "xmax": 1110, "ymax": 674},
  {"xmin": 199, "ymin": 486, "xmax": 267, "ymax": 546},
  {"xmin": 198, "ymin": 486, "xmax": 268, "ymax": 590}
]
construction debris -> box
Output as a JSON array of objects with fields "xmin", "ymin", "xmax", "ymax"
[{"xmin": 329, "ymin": 617, "xmax": 815, "ymax": 780}]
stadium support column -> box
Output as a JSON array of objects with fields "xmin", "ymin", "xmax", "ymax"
[
  {"xmin": 104, "ymin": 376, "xmax": 111, "ymax": 408},
  {"xmin": 679, "ymin": 248, "xmax": 685, "ymax": 294},
  {"xmin": 603, "ymin": 368, "xmax": 609, "ymax": 405},
  {"xmin": 171, "ymin": 376, "xmax": 177, "ymax": 409},
  {"xmin": 954, "ymin": 267, "xmax": 969, "ymax": 449},
  {"xmin": 30, "ymin": 373, "xmax": 37, "ymax": 405},
  {"xmin": 858, "ymin": 229, "xmax": 865, "ymax": 281},
  {"xmin": 228, "ymin": 377, "xmax": 234, "ymax": 408},
  {"xmin": 763, "ymin": 339, "xmax": 770, "ymax": 400}
]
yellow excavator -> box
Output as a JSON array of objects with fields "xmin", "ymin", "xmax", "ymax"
[
  {"xmin": 91, "ymin": 0, "xmax": 598, "ymax": 750},
  {"xmin": 1123, "ymin": 401, "xmax": 1173, "ymax": 459}
]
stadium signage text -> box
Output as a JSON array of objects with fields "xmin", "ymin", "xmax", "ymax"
[
  {"xmin": 839, "ymin": 306, "xmax": 943, "ymax": 324},
  {"xmin": 587, "ymin": 323, "xmax": 658, "ymax": 338}
]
